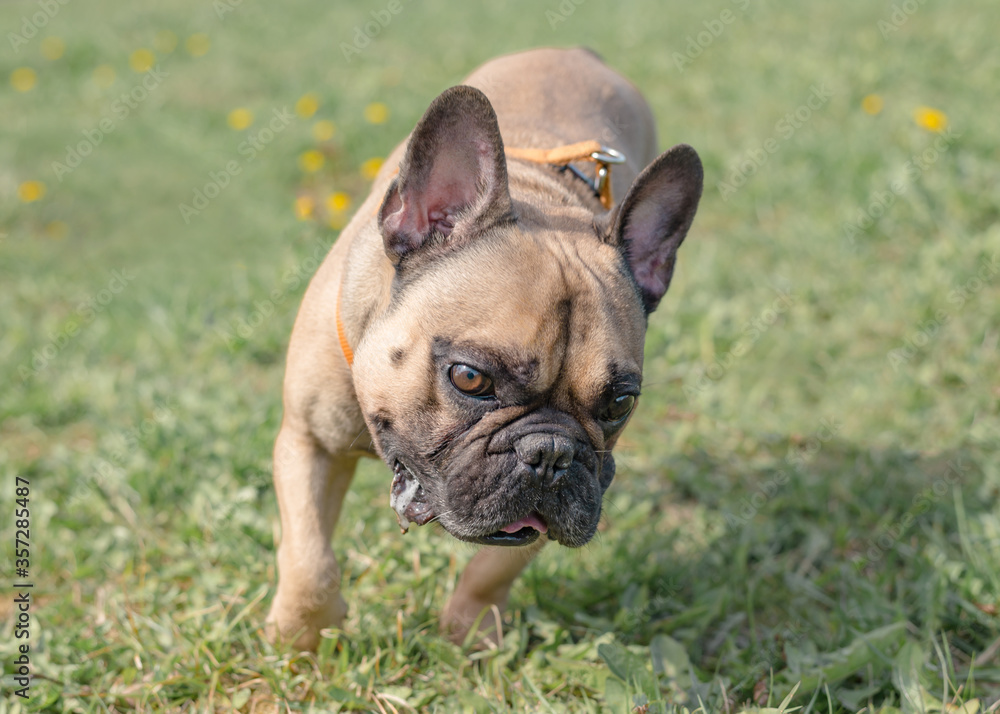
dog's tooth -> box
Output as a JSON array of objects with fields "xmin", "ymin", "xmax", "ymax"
[{"xmin": 390, "ymin": 472, "xmax": 406, "ymax": 497}]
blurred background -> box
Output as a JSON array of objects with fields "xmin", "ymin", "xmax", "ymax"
[{"xmin": 1, "ymin": 0, "xmax": 998, "ymax": 711}]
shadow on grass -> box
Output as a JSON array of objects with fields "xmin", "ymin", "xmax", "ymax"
[{"xmin": 523, "ymin": 438, "xmax": 999, "ymax": 709}]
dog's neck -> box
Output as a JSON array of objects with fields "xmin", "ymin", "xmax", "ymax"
[{"xmin": 505, "ymin": 158, "xmax": 608, "ymax": 215}]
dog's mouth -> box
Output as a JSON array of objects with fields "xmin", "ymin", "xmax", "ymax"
[
  {"xmin": 389, "ymin": 459, "xmax": 547, "ymax": 546},
  {"xmin": 470, "ymin": 512, "xmax": 547, "ymax": 547}
]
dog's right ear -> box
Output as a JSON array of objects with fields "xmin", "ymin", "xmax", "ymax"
[{"xmin": 378, "ymin": 86, "xmax": 513, "ymax": 265}]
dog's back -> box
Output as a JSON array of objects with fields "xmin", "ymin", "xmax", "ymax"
[{"xmin": 463, "ymin": 48, "xmax": 659, "ymax": 195}]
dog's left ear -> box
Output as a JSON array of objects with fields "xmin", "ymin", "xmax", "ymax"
[
  {"xmin": 600, "ymin": 144, "xmax": 703, "ymax": 313},
  {"xmin": 378, "ymin": 85, "xmax": 513, "ymax": 265}
]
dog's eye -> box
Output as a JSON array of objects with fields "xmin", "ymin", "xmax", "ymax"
[
  {"xmin": 449, "ymin": 364, "xmax": 495, "ymax": 398},
  {"xmin": 602, "ymin": 394, "xmax": 635, "ymax": 424}
]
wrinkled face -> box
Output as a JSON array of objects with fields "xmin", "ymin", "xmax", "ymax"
[
  {"xmin": 354, "ymin": 221, "xmax": 648, "ymax": 548},
  {"xmin": 354, "ymin": 87, "xmax": 702, "ymax": 548}
]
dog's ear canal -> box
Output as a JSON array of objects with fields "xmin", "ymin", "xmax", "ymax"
[
  {"xmin": 601, "ymin": 144, "xmax": 704, "ymax": 313},
  {"xmin": 377, "ymin": 85, "xmax": 513, "ymax": 264}
]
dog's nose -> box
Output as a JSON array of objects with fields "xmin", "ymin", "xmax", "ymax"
[{"xmin": 515, "ymin": 433, "xmax": 575, "ymax": 485}]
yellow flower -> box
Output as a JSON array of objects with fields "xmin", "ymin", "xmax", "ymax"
[
  {"xmin": 18, "ymin": 180, "xmax": 46, "ymax": 203},
  {"xmin": 186, "ymin": 33, "xmax": 211, "ymax": 57},
  {"xmin": 360, "ymin": 157, "xmax": 383, "ymax": 180},
  {"xmin": 914, "ymin": 106, "xmax": 947, "ymax": 133},
  {"xmin": 299, "ymin": 150, "xmax": 325, "ymax": 173},
  {"xmin": 861, "ymin": 94, "xmax": 883, "ymax": 116},
  {"xmin": 129, "ymin": 48, "xmax": 155, "ymax": 72},
  {"xmin": 295, "ymin": 93, "xmax": 320, "ymax": 119},
  {"xmin": 46, "ymin": 221, "xmax": 69, "ymax": 239},
  {"xmin": 294, "ymin": 195, "xmax": 315, "ymax": 220},
  {"xmin": 312, "ymin": 120, "xmax": 336, "ymax": 142},
  {"xmin": 328, "ymin": 212, "xmax": 349, "ymax": 230},
  {"xmin": 93, "ymin": 64, "xmax": 116, "ymax": 88},
  {"xmin": 326, "ymin": 191, "xmax": 351, "ymax": 213},
  {"xmin": 10, "ymin": 67, "xmax": 36, "ymax": 92},
  {"xmin": 364, "ymin": 102, "xmax": 389, "ymax": 124},
  {"xmin": 154, "ymin": 30, "xmax": 178, "ymax": 54},
  {"xmin": 41, "ymin": 36, "xmax": 65, "ymax": 61},
  {"xmin": 227, "ymin": 108, "xmax": 253, "ymax": 130}
]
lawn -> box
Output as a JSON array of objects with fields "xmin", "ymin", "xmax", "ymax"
[{"xmin": 1, "ymin": 0, "xmax": 999, "ymax": 711}]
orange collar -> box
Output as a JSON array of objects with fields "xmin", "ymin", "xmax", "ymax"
[
  {"xmin": 505, "ymin": 140, "xmax": 625, "ymax": 210},
  {"xmin": 336, "ymin": 140, "xmax": 626, "ymax": 369},
  {"xmin": 335, "ymin": 281, "xmax": 354, "ymax": 368}
]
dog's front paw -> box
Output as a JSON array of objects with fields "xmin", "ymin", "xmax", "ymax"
[
  {"xmin": 265, "ymin": 588, "xmax": 347, "ymax": 651},
  {"xmin": 266, "ymin": 554, "xmax": 348, "ymax": 651},
  {"xmin": 441, "ymin": 593, "xmax": 507, "ymax": 648}
]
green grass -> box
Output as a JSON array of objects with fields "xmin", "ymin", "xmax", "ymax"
[{"xmin": 2, "ymin": 0, "xmax": 999, "ymax": 711}]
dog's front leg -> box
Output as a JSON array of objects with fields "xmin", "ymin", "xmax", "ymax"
[
  {"xmin": 441, "ymin": 539, "xmax": 546, "ymax": 645},
  {"xmin": 266, "ymin": 423, "xmax": 356, "ymax": 651}
]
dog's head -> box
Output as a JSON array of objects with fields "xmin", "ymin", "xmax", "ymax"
[{"xmin": 352, "ymin": 86, "xmax": 702, "ymax": 548}]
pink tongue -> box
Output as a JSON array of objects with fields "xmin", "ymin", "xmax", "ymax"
[{"xmin": 501, "ymin": 512, "xmax": 548, "ymax": 534}]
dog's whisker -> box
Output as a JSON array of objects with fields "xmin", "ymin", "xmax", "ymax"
[
  {"xmin": 426, "ymin": 510, "xmax": 457, "ymax": 526},
  {"xmin": 348, "ymin": 427, "xmax": 370, "ymax": 451}
]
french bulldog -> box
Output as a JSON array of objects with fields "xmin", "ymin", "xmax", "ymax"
[{"xmin": 265, "ymin": 47, "xmax": 703, "ymax": 650}]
